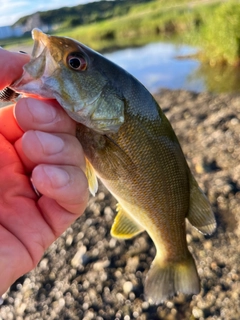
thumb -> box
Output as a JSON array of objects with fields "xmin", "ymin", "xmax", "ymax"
[{"xmin": 0, "ymin": 49, "xmax": 30, "ymax": 90}]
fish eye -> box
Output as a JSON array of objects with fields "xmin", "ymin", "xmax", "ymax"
[{"xmin": 67, "ymin": 53, "xmax": 87, "ymax": 71}]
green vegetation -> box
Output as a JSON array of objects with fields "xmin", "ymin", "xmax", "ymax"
[
  {"xmin": 3, "ymin": 0, "xmax": 240, "ymax": 66},
  {"xmin": 13, "ymin": 0, "xmax": 152, "ymax": 29},
  {"xmin": 0, "ymin": 34, "xmax": 32, "ymax": 49},
  {"xmin": 190, "ymin": 63, "xmax": 240, "ymax": 93},
  {"xmin": 193, "ymin": 1, "xmax": 240, "ymax": 66},
  {"xmin": 55, "ymin": 0, "xmax": 205, "ymax": 52}
]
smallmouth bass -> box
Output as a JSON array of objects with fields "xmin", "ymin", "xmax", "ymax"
[{"xmin": 10, "ymin": 29, "xmax": 216, "ymax": 303}]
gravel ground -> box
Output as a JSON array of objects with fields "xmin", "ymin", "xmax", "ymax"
[{"xmin": 1, "ymin": 89, "xmax": 240, "ymax": 320}]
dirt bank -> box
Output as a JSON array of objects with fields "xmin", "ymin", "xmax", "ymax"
[{"xmin": 1, "ymin": 89, "xmax": 240, "ymax": 320}]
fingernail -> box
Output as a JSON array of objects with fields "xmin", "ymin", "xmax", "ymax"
[
  {"xmin": 43, "ymin": 166, "xmax": 70, "ymax": 188},
  {"xmin": 35, "ymin": 131, "xmax": 64, "ymax": 155},
  {"xmin": 26, "ymin": 99, "xmax": 59, "ymax": 124}
]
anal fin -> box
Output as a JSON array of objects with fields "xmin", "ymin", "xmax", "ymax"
[
  {"xmin": 85, "ymin": 157, "xmax": 98, "ymax": 196},
  {"xmin": 111, "ymin": 204, "xmax": 144, "ymax": 239},
  {"xmin": 187, "ymin": 173, "xmax": 216, "ymax": 235}
]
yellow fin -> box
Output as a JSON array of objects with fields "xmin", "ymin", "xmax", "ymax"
[
  {"xmin": 145, "ymin": 254, "xmax": 200, "ymax": 304},
  {"xmin": 85, "ymin": 157, "xmax": 98, "ymax": 196},
  {"xmin": 111, "ymin": 204, "xmax": 144, "ymax": 239},
  {"xmin": 187, "ymin": 173, "xmax": 216, "ymax": 235}
]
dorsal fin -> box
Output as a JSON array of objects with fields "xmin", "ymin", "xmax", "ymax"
[
  {"xmin": 85, "ymin": 157, "xmax": 98, "ymax": 196},
  {"xmin": 187, "ymin": 173, "xmax": 216, "ymax": 235},
  {"xmin": 111, "ymin": 204, "xmax": 145, "ymax": 239}
]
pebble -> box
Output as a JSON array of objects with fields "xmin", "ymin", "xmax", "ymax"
[
  {"xmin": 71, "ymin": 246, "xmax": 87, "ymax": 267},
  {"xmin": 192, "ymin": 307, "xmax": 204, "ymax": 318},
  {"xmin": 123, "ymin": 281, "xmax": 133, "ymax": 295},
  {"xmin": 2, "ymin": 89, "xmax": 240, "ymax": 319}
]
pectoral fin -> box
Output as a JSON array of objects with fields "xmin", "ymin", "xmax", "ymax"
[
  {"xmin": 85, "ymin": 157, "xmax": 98, "ymax": 196},
  {"xmin": 111, "ymin": 204, "xmax": 144, "ymax": 239},
  {"xmin": 187, "ymin": 173, "xmax": 216, "ymax": 235}
]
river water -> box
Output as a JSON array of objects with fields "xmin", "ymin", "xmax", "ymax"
[
  {"xmin": 105, "ymin": 42, "xmax": 202, "ymax": 93},
  {"xmin": 105, "ymin": 41, "xmax": 240, "ymax": 94}
]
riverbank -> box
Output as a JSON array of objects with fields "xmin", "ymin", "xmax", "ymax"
[
  {"xmin": 1, "ymin": 89, "xmax": 240, "ymax": 319},
  {"xmin": 1, "ymin": 0, "xmax": 232, "ymax": 61}
]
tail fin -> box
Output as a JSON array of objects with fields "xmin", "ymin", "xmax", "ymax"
[{"xmin": 144, "ymin": 254, "xmax": 200, "ymax": 304}]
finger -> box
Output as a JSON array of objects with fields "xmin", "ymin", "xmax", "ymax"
[
  {"xmin": 32, "ymin": 164, "xmax": 89, "ymax": 217},
  {"xmin": 14, "ymin": 137, "xmax": 36, "ymax": 172},
  {"xmin": 15, "ymin": 98, "xmax": 76, "ymax": 135},
  {"xmin": 0, "ymin": 134, "xmax": 37, "ymax": 200},
  {"xmin": 0, "ymin": 133, "xmax": 23, "ymax": 174},
  {"xmin": 0, "ymin": 49, "xmax": 30, "ymax": 90},
  {"xmin": 0, "ymin": 105, "xmax": 24, "ymax": 143},
  {"xmin": 15, "ymin": 130, "xmax": 85, "ymax": 172},
  {"xmin": 36, "ymin": 196, "xmax": 87, "ymax": 238}
]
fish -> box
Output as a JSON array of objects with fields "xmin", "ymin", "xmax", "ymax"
[{"xmin": 10, "ymin": 28, "xmax": 216, "ymax": 303}]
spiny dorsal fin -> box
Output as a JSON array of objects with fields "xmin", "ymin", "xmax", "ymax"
[
  {"xmin": 111, "ymin": 204, "xmax": 144, "ymax": 239},
  {"xmin": 187, "ymin": 173, "xmax": 216, "ymax": 235},
  {"xmin": 85, "ymin": 157, "xmax": 98, "ymax": 196}
]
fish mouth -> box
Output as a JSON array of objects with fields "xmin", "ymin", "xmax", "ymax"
[{"xmin": 10, "ymin": 28, "xmax": 58, "ymax": 99}]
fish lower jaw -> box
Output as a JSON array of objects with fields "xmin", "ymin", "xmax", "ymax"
[{"xmin": 11, "ymin": 81, "xmax": 55, "ymax": 100}]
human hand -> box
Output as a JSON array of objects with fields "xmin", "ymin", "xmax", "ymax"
[{"xmin": 0, "ymin": 49, "xmax": 88, "ymax": 296}]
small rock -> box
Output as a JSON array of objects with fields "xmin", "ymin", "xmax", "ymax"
[{"xmin": 123, "ymin": 281, "xmax": 133, "ymax": 295}]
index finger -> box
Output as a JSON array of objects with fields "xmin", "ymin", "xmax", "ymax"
[{"xmin": 0, "ymin": 49, "xmax": 30, "ymax": 90}]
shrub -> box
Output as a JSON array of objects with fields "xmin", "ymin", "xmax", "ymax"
[{"xmin": 199, "ymin": 1, "xmax": 240, "ymax": 66}]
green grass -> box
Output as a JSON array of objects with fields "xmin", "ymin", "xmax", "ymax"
[
  {"xmin": 196, "ymin": 1, "xmax": 240, "ymax": 66},
  {"xmin": 2, "ymin": 0, "xmax": 203, "ymax": 51},
  {"xmin": 55, "ymin": 0, "xmax": 201, "ymax": 52},
  {"xmin": 0, "ymin": 34, "xmax": 32, "ymax": 49},
  {"xmin": 3, "ymin": 0, "xmax": 240, "ymax": 66}
]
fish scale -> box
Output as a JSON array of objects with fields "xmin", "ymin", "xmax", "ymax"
[
  {"xmin": 80, "ymin": 106, "xmax": 191, "ymax": 262},
  {"xmin": 9, "ymin": 28, "xmax": 216, "ymax": 303}
]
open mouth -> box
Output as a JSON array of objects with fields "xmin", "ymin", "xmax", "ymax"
[{"xmin": 9, "ymin": 29, "xmax": 58, "ymax": 99}]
